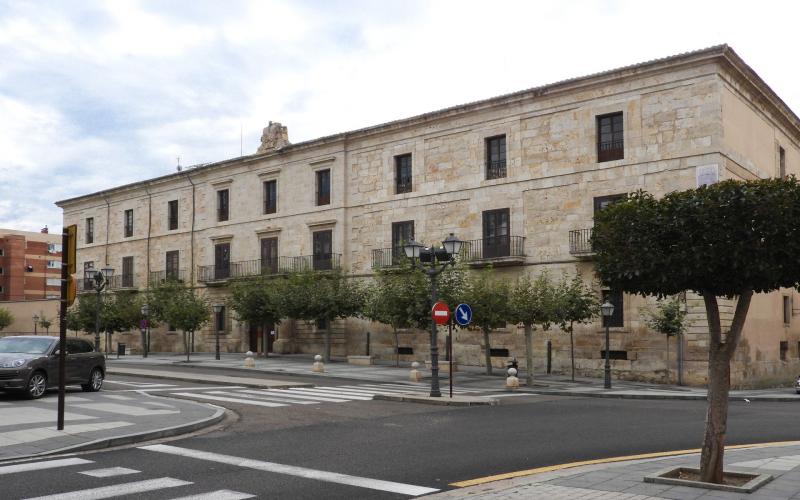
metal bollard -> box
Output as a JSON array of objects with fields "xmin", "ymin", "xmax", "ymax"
[
  {"xmin": 312, "ymin": 354, "xmax": 325, "ymax": 373},
  {"xmin": 506, "ymin": 367, "xmax": 520, "ymax": 390}
]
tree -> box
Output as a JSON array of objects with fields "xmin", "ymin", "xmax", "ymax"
[
  {"xmin": 509, "ymin": 272, "xmax": 557, "ymax": 386},
  {"xmin": 641, "ymin": 296, "xmax": 688, "ymax": 384},
  {"xmin": 0, "ymin": 307, "xmax": 13, "ymax": 331},
  {"xmin": 592, "ymin": 178, "xmax": 800, "ymax": 483},
  {"xmin": 461, "ymin": 269, "xmax": 511, "ymax": 375},
  {"xmin": 37, "ymin": 313, "xmax": 53, "ymax": 334},
  {"xmin": 148, "ymin": 281, "xmax": 210, "ymax": 362},
  {"xmin": 552, "ymin": 273, "xmax": 599, "ymax": 382},
  {"xmin": 364, "ymin": 267, "xmax": 429, "ymax": 366},
  {"xmin": 228, "ymin": 276, "xmax": 286, "ymax": 356},
  {"xmin": 67, "ymin": 292, "xmax": 142, "ymax": 351},
  {"xmin": 282, "ymin": 270, "xmax": 366, "ymax": 362}
]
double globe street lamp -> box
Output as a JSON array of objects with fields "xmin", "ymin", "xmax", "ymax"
[
  {"xmin": 403, "ymin": 233, "xmax": 464, "ymax": 397},
  {"xmin": 85, "ymin": 266, "xmax": 115, "ymax": 353},
  {"xmin": 600, "ymin": 300, "xmax": 615, "ymax": 389}
]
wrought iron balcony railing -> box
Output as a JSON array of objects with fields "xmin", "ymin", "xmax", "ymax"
[
  {"xmin": 461, "ymin": 236, "xmax": 525, "ymax": 262},
  {"xmin": 197, "ymin": 254, "xmax": 342, "ymax": 283},
  {"xmin": 148, "ymin": 270, "xmax": 188, "ymax": 286},
  {"xmin": 569, "ymin": 228, "xmax": 594, "ymax": 255},
  {"xmin": 486, "ymin": 159, "xmax": 507, "ymax": 180},
  {"xmin": 371, "ymin": 247, "xmax": 409, "ymax": 269},
  {"xmin": 597, "ymin": 139, "xmax": 624, "ymax": 162},
  {"xmin": 78, "ymin": 275, "xmax": 136, "ymax": 292}
]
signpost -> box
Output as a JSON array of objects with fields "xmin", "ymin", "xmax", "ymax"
[
  {"xmin": 58, "ymin": 225, "xmax": 77, "ymax": 430},
  {"xmin": 446, "ymin": 303, "xmax": 474, "ymax": 398},
  {"xmin": 454, "ymin": 303, "xmax": 473, "ymax": 327}
]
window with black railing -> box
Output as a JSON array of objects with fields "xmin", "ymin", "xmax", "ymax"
[
  {"xmin": 313, "ymin": 230, "xmax": 333, "ymax": 270},
  {"xmin": 391, "ymin": 220, "xmax": 414, "ymax": 265},
  {"xmin": 597, "ymin": 112, "xmax": 624, "ymax": 162},
  {"xmin": 165, "ymin": 250, "xmax": 180, "ymax": 280},
  {"xmin": 395, "ymin": 154, "xmax": 412, "ymax": 194},
  {"xmin": 122, "ymin": 256, "xmax": 134, "ymax": 288},
  {"xmin": 486, "ymin": 135, "xmax": 507, "ymax": 179}
]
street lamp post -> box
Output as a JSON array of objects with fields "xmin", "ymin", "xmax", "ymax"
[
  {"xmin": 140, "ymin": 304, "xmax": 150, "ymax": 358},
  {"xmin": 600, "ymin": 300, "xmax": 615, "ymax": 389},
  {"xmin": 33, "ymin": 314, "xmax": 39, "ymax": 335},
  {"xmin": 404, "ymin": 233, "xmax": 464, "ymax": 398},
  {"xmin": 85, "ymin": 266, "xmax": 115, "ymax": 353},
  {"xmin": 213, "ymin": 304, "xmax": 223, "ymax": 361}
]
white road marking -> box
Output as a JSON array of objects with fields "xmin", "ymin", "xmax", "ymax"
[
  {"xmin": 0, "ymin": 458, "xmax": 93, "ymax": 475},
  {"xmin": 213, "ymin": 391, "xmax": 318, "ymax": 405},
  {"xmin": 0, "ymin": 408, "xmax": 96, "ymax": 427},
  {"xmin": 141, "ymin": 444, "xmax": 439, "ymax": 496},
  {"xmin": 23, "ymin": 477, "xmax": 191, "ymax": 500},
  {"xmin": 490, "ymin": 393, "xmax": 538, "ymax": 398},
  {"xmin": 114, "ymin": 385, "xmax": 246, "ymax": 393},
  {"xmin": 169, "ymin": 489, "xmax": 255, "ymax": 500},
  {"xmin": 99, "ymin": 394, "xmax": 135, "ymax": 401},
  {"xmin": 73, "ymin": 402, "xmax": 180, "ymax": 416},
  {"xmin": 79, "ymin": 467, "xmax": 140, "ymax": 478},
  {"xmin": 171, "ymin": 393, "xmax": 287, "ymax": 407},
  {"xmin": 335, "ymin": 386, "xmax": 422, "ymax": 395},
  {"xmin": 250, "ymin": 390, "xmax": 348, "ymax": 403},
  {"xmin": 299, "ymin": 387, "xmax": 383, "ymax": 397},
  {"xmin": 104, "ymin": 381, "xmax": 175, "ymax": 388},
  {"xmin": 286, "ymin": 388, "xmax": 372, "ymax": 400}
]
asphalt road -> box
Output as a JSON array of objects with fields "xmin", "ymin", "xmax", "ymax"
[{"xmin": 3, "ymin": 374, "xmax": 800, "ymax": 499}]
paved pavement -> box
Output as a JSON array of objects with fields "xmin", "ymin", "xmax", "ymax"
[
  {"xmin": 426, "ymin": 442, "xmax": 800, "ymax": 499},
  {"xmin": 0, "ymin": 380, "xmax": 223, "ymax": 461}
]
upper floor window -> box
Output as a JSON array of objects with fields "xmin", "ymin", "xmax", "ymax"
[
  {"xmin": 0, "ymin": 248, "xmax": 3, "ymax": 256},
  {"xmin": 122, "ymin": 256, "xmax": 134, "ymax": 288},
  {"xmin": 168, "ymin": 200, "xmax": 179, "ymax": 230},
  {"xmin": 482, "ymin": 208, "xmax": 510, "ymax": 258},
  {"xmin": 395, "ymin": 154, "xmax": 412, "ymax": 194},
  {"xmin": 391, "ymin": 221, "xmax": 414, "ymax": 265},
  {"xmin": 597, "ymin": 112, "xmax": 624, "ymax": 162},
  {"xmin": 594, "ymin": 194, "xmax": 626, "ymax": 216},
  {"xmin": 166, "ymin": 250, "xmax": 180, "ymax": 280},
  {"xmin": 0, "ymin": 267, "xmax": 3, "ymax": 275},
  {"xmin": 779, "ymin": 146, "xmax": 786, "ymax": 179},
  {"xmin": 602, "ymin": 289, "xmax": 624, "ymax": 328},
  {"xmin": 316, "ymin": 169, "xmax": 330, "ymax": 206},
  {"xmin": 124, "ymin": 209, "xmax": 134, "ymax": 238},
  {"xmin": 486, "ymin": 135, "xmax": 507, "ymax": 179},
  {"xmin": 784, "ymin": 295, "xmax": 791, "ymax": 325},
  {"xmin": 312, "ymin": 230, "xmax": 333, "ymax": 270},
  {"xmin": 48, "ymin": 243, "xmax": 62, "ymax": 254},
  {"xmin": 217, "ymin": 189, "xmax": 229, "ymax": 222},
  {"xmin": 86, "ymin": 217, "xmax": 94, "ymax": 244},
  {"xmin": 263, "ymin": 180, "xmax": 277, "ymax": 214},
  {"xmin": 47, "ymin": 260, "xmax": 61, "ymax": 269}
]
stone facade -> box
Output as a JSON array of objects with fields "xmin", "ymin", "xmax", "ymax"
[{"xmin": 57, "ymin": 45, "xmax": 800, "ymax": 387}]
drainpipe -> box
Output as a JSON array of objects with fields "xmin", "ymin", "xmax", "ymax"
[
  {"xmin": 102, "ymin": 196, "xmax": 111, "ymax": 266},
  {"xmin": 183, "ymin": 171, "xmax": 197, "ymax": 284},
  {"xmin": 143, "ymin": 183, "xmax": 152, "ymax": 290}
]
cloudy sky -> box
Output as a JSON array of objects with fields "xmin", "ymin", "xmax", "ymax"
[{"xmin": 1, "ymin": 0, "xmax": 798, "ymax": 232}]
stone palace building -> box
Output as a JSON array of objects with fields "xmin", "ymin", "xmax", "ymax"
[{"xmin": 57, "ymin": 45, "xmax": 800, "ymax": 387}]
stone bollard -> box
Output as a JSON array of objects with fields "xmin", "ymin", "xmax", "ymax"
[
  {"xmin": 409, "ymin": 361, "xmax": 422, "ymax": 382},
  {"xmin": 244, "ymin": 351, "xmax": 255, "ymax": 368},
  {"xmin": 506, "ymin": 367, "xmax": 519, "ymax": 390},
  {"xmin": 312, "ymin": 354, "xmax": 325, "ymax": 373}
]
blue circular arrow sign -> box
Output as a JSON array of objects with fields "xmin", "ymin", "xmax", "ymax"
[{"xmin": 454, "ymin": 303, "xmax": 473, "ymax": 326}]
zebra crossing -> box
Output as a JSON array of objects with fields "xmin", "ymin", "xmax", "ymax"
[{"xmin": 114, "ymin": 381, "xmax": 483, "ymax": 408}]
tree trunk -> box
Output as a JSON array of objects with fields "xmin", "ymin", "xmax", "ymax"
[
  {"xmin": 666, "ymin": 334, "xmax": 670, "ymax": 384},
  {"xmin": 699, "ymin": 289, "xmax": 753, "ymax": 484},
  {"xmin": 483, "ymin": 326, "xmax": 492, "ymax": 376},
  {"xmin": 324, "ymin": 325, "xmax": 331, "ymax": 363},
  {"xmin": 569, "ymin": 324, "xmax": 575, "ymax": 382},
  {"xmin": 524, "ymin": 323, "xmax": 534, "ymax": 386},
  {"xmin": 394, "ymin": 328, "xmax": 399, "ymax": 368},
  {"xmin": 184, "ymin": 330, "xmax": 190, "ymax": 363}
]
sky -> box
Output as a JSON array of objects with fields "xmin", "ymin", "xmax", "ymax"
[{"xmin": 1, "ymin": 0, "xmax": 798, "ymax": 232}]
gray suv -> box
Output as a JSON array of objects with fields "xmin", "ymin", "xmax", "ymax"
[{"xmin": 0, "ymin": 336, "xmax": 105, "ymax": 399}]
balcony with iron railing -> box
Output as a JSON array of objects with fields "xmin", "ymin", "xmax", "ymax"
[
  {"xmin": 148, "ymin": 269, "xmax": 188, "ymax": 286},
  {"xmin": 568, "ymin": 228, "xmax": 594, "ymax": 256},
  {"xmin": 371, "ymin": 247, "xmax": 408, "ymax": 269},
  {"xmin": 597, "ymin": 139, "xmax": 624, "ymax": 162},
  {"xmin": 197, "ymin": 254, "xmax": 342, "ymax": 283},
  {"xmin": 77, "ymin": 274, "xmax": 136, "ymax": 293},
  {"xmin": 486, "ymin": 159, "xmax": 507, "ymax": 180},
  {"xmin": 461, "ymin": 235, "xmax": 525, "ymax": 266}
]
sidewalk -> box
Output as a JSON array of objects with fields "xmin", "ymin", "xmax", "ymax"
[
  {"xmin": 107, "ymin": 352, "xmax": 800, "ymax": 401},
  {"xmin": 426, "ymin": 442, "xmax": 800, "ymax": 499},
  {"xmin": 0, "ymin": 389, "xmax": 223, "ymax": 462}
]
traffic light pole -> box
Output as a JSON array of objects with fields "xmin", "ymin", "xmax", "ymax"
[{"xmin": 57, "ymin": 229, "xmax": 68, "ymax": 430}]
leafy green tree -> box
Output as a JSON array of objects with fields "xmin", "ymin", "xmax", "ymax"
[
  {"xmin": 641, "ymin": 296, "xmax": 688, "ymax": 384},
  {"xmin": 67, "ymin": 292, "xmax": 142, "ymax": 351},
  {"xmin": 553, "ymin": 273, "xmax": 599, "ymax": 382},
  {"xmin": 364, "ymin": 267, "xmax": 429, "ymax": 365},
  {"xmin": 66, "ymin": 294, "xmax": 99, "ymax": 334},
  {"xmin": 0, "ymin": 307, "xmax": 13, "ymax": 331},
  {"xmin": 461, "ymin": 269, "xmax": 511, "ymax": 375},
  {"xmin": 37, "ymin": 313, "xmax": 53, "ymax": 334},
  {"xmin": 509, "ymin": 272, "xmax": 557, "ymax": 385},
  {"xmin": 282, "ymin": 270, "xmax": 366, "ymax": 362},
  {"xmin": 228, "ymin": 276, "xmax": 286, "ymax": 356},
  {"xmin": 148, "ymin": 281, "xmax": 210, "ymax": 362},
  {"xmin": 592, "ymin": 178, "xmax": 800, "ymax": 483}
]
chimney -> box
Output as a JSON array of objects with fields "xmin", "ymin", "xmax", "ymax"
[
  {"xmin": 41, "ymin": 225, "xmax": 48, "ymax": 234},
  {"xmin": 256, "ymin": 121, "xmax": 290, "ymax": 153}
]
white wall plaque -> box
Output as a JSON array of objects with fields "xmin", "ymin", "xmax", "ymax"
[{"xmin": 696, "ymin": 164, "xmax": 719, "ymax": 187}]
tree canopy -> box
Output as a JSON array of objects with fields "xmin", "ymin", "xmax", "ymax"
[
  {"xmin": 0, "ymin": 307, "xmax": 12, "ymax": 331},
  {"xmin": 461, "ymin": 269, "xmax": 511, "ymax": 375},
  {"xmin": 509, "ymin": 272, "xmax": 558, "ymax": 385},
  {"xmin": 228, "ymin": 276, "xmax": 285, "ymax": 331}
]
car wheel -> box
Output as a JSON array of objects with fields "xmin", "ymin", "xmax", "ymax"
[
  {"xmin": 81, "ymin": 368, "xmax": 104, "ymax": 392},
  {"xmin": 26, "ymin": 371, "xmax": 48, "ymax": 399}
]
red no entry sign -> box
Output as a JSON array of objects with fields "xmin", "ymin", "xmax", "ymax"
[{"xmin": 431, "ymin": 301, "xmax": 450, "ymax": 325}]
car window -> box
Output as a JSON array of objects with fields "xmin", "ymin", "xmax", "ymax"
[
  {"xmin": 0, "ymin": 337, "xmax": 55, "ymax": 354},
  {"xmin": 78, "ymin": 340, "xmax": 95, "ymax": 353},
  {"xmin": 66, "ymin": 339, "xmax": 82, "ymax": 354}
]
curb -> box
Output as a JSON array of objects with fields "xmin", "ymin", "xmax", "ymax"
[
  {"xmin": 526, "ymin": 389, "xmax": 800, "ymax": 402},
  {"xmin": 107, "ymin": 367, "xmax": 314, "ymax": 389},
  {"xmin": 373, "ymin": 394, "xmax": 498, "ymax": 406},
  {"xmin": 0, "ymin": 401, "xmax": 227, "ymax": 464}
]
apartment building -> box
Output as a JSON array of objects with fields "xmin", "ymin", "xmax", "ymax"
[
  {"xmin": 0, "ymin": 227, "xmax": 62, "ymax": 302},
  {"xmin": 57, "ymin": 45, "xmax": 800, "ymax": 386}
]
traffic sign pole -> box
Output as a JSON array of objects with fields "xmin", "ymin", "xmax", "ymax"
[{"xmin": 449, "ymin": 316, "xmax": 453, "ymax": 398}]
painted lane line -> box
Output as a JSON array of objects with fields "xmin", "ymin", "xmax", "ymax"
[
  {"xmin": 304, "ymin": 387, "xmax": 390, "ymax": 397},
  {"xmin": 104, "ymin": 381, "xmax": 175, "ymax": 387},
  {"xmin": 73, "ymin": 402, "xmax": 180, "ymax": 416},
  {"xmin": 223, "ymin": 390, "xmax": 319, "ymax": 405},
  {"xmin": 253, "ymin": 390, "xmax": 349, "ymax": 403},
  {"xmin": 336, "ymin": 386, "xmax": 428, "ymax": 395},
  {"xmin": 0, "ymin": 458, "xmax": 94, "ymax": 475},
  {"xmin": 79, "ymin": 467, "xmax": 140, "ymax": 478},
  {"xmin": 23, "ymin": 477, "xmax": 191, "ymax": 500},
  {"xmin": 169, "ymin": 489, "xmax": 255, "ymax": 499},
  {"xmin": 141, "ymin": 444, "xmax": 439, "ymax": 497},
  {"xmin": 113, "ymin": 385, "xmax": 246, "ymax": 392},
  {"xmin": 357, "ymin": 384, "xmax": 475, "ymax": 394},
  {"xmin": 287, "ymin": 388, "xmax": 372, "ymax": 400},
  {"xmin": 171, "ymin": 393, "xmax": 287, "ymax": 407}
]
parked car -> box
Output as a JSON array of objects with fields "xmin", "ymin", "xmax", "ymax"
[{"xmin": 0, "ymin": 336, "xmax": 105, "ymax": 399}]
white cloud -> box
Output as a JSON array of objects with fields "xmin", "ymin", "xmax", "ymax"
[{"xmin": 0, "ymin": 0, "xmax": 798, "ymax": 232}]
